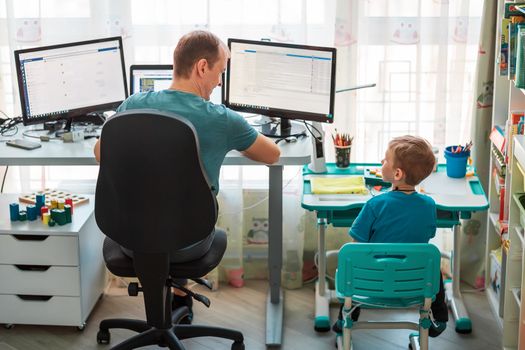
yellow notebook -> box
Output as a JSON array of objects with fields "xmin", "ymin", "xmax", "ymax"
[{"xmin": 310, "ymin": 176, "xmax": 368, "ymax": 195}]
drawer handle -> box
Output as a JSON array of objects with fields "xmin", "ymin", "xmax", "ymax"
[
  {"xmin": 16, "ymin": 295, "xmax": 53, "ymax": 301},
  {"xmin": 15, "ymin": 265, "xmax": 51, "ymax": 272},
  {"xmin": 12, "ymin": 234, "xmax": 49, "ymax": 241}
]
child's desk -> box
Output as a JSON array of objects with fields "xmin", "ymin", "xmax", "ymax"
[{"xmin": 302, "ymin": 163, "xmax": 489, "ymax": 334}]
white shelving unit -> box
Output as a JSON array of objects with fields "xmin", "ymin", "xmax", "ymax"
[
  {"xmin": 504, "ymin": 135, "xmax": 525, "ymax": 348},
  {"xmin": 487, "ymin": 2, "xmax": 525, "ymax": 348},
  {"xmin": 486, "ymin": 0, "xmax": 511, "ymax": 329}
]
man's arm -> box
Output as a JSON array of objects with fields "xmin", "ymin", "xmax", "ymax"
[
  {"xmin": 94, "ymin": 139, "xmax": 101, "ymax": 163},
  {"xmin": 241, "ymin": 134, "xmax": 280, "ymax": 164}
]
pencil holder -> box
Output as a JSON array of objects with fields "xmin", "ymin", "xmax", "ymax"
[
  {"xmin": 444, "ymin": 146, "xmax": 470, "ymax": 178},
  {"xmin": 335, "ymin": 145, "xmax": 351, "ymax": 168}
]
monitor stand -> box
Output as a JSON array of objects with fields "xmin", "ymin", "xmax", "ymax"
[
  {"xmin": 259, "ymin": 117, "xmax": 306, "ymax": 138},
  {"xmin": 53, "ymin": 112, "xmax": 106, "ymax": 136}
]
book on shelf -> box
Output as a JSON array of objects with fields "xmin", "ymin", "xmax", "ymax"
[
  {"xmin": 505, "ymin": 3, "xmax": 525, "ymax": 18},
  {"xmin": 500, "ymin": 187, "xmax": 507, "ymax": 222},
  {"xmin": 501, "ymin": 18, "xmax": 510, "ymax": 76},
  {"xmin": 491, "ymin": 145, "xmax": 506, "ymax": 176},
  {"xmin": 498, "ymin": 218, "xmax": 508, "ymax": 235},
  {"xmin": 490, "ymin": 126, "xmax": 507, "ymax": 156}
]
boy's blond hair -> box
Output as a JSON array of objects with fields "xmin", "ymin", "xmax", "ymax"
[{"xmin": 389, "ymin": 135, "xmax": 435, "ymax": 186}]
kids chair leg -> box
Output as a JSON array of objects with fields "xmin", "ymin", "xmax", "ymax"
[
  {"xmin": 342, "ymin": 297, "xmax": 353, "ymax": 350},
  {"xmin": 408, "ymin": 333, "xmax": 421, "ymax": 350},
  {"xmin": 418, "ymin": 298, "xmax": 432, "ymax": 350}
]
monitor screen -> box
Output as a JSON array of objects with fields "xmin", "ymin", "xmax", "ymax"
[
  {"xmin": 130, "ymin": 64, "xmax": 222, "ymax": 104},
  {"xmin": 14, "ymin": 36, "xmax": 128, "ymax": 126},
  {"xmin": 130, "ymin": 65, "xmax": 173, "ymax": 95},
  {"xmin": 224, "ymin": 39, "xmax": 336, "ymax": 130}
]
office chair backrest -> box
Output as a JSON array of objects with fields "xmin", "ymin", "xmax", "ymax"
[
  {"xmin": 95, "ymin": 109, "xmax": 217, "ymax": 254},
  {"xmin": 336, "ymin": 243, "xmax": 441, "ymax": 299}
]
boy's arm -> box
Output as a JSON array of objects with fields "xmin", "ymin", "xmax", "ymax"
[{"xmin": 349, "ymin": 202, "xmax": 376, "ymax": 242}]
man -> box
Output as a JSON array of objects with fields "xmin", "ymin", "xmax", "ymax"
[
  {"xmin": 94, "ymin": 30, "xmax": 280, "ymax": 178},
  {"xmin": 94, "ymin": 30, "xmax": 280, "ymax": 321}
]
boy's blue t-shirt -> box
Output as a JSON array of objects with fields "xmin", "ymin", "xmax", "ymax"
[
  {"xmin": 350, "ymin": 191, "xmax": 436, "ymax": 243},
  {"xmin": 115, "ymin": 90, "xmax": 258, "ymax": 194}
]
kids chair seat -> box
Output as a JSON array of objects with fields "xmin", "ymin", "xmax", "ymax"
[{"xmin": 335, "ymin": 243, "xmax": 441, "ymax": 350}]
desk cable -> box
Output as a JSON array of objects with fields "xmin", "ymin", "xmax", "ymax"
[
  {"xmin": 0, "ymin": 116, "xmax": 22, "ymax": 138},
  {"xmin": 303, "ymin": 121, "xmax": 322, "ymax": 141},
  {"xmin": 22, "ymin": 129, "xmax": 61, "ymax": 141},
  {"xmin": 274, "ymin": 132, "xmax": 307, "ymax": 144},
  {"xmin": 217, "ymin": 166, "xmax": 302, "ymax": 220},
  {"xmin": 21, "ymin": 124, "xmax": 101, "ymax": 142},
  {"xmin": 1, "ymin": 165, "xmax": 8, "ymax": 193}
]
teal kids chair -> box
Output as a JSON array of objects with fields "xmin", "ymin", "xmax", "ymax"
[{"xmin": 335, "ymin": 243, "xmax": 441, "ymax": 350}]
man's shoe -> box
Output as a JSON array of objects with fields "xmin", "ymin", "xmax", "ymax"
[
  {"xmin": 429, "ymin": 321, "xmax": 446, "ymax": 337},
  {"xmin": 332, "ymin": 305, "xmax": 361, "ymax": 334},
  {"xmin": 172, "ymin": 294, "xmax": 193, "ymax": 324}
]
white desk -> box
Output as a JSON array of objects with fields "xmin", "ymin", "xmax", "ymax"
[{"xmin": 1, "ymin": 126, "xmax": 311, "ymax": 346}]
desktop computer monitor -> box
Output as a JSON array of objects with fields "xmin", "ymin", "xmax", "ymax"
[
  {"xmin": 130, "ymin": 64, "xmax": 173, "ymax": 95},
  {"xmin": 223, "ymin": 38, "xmax": 336, "ymax": 137},
  {"xmin": 14, "ymin": 36, "xmax": 128, "ymax": 128},
  {"xmin": 130, "ymin": 64, "xmax": 222, "ymax": 104}
]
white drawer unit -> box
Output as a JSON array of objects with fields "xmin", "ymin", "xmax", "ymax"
[{"xmin": 0, "ymin": 194, "xmax": 106, "ymax": 329}]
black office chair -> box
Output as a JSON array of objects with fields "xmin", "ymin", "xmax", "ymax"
[{"xmin": 94, "ymin": 109, "xmax": 244, "ymax": 350}]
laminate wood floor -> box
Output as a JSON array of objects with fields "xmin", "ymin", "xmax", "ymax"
[{"xmin": 0, "ymin": 280, "xmax": 501, "ymax": 350}]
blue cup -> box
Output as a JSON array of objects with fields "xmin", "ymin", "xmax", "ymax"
[{"xmin": 444, "ymin": 146, "xmax": 470, "ymax": 178}]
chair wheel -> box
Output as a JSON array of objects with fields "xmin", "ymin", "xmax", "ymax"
[
  {"xmin": 231, "ymin": 341, "xmax": 245, "ymax": 350},
  {"xmin": 179, "ymin": 315, "xmax": 192, "ymax": 325},
  {"xmin": 97, "ymin": 329, "xmax": 111, "ymax": 344},
  {"xmin": 128, "ymin": 282, "xmax": 139, "ymax": 296},
  {"xmin": 4, "ymin": 324, "xmax": 14, "ymax": 330}
]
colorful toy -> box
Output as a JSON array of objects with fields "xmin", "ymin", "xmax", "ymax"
[
  {"xmin": 364, "ymin": 168, "xmax": 392, "ymax": 188},
  {"xmin": 19, "ymin": 188, "xmax": 89, "ymax": 207},
  {"xmin": 9, "ymin": 191, "xmax": 75, "ymax": 226}
]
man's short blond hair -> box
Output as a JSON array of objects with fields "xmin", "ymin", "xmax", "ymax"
[
  {"xmin": 388, "ymin": 135, "xmax": 435, "ymax": 186},
  {"xmin": 173, "ymin": 30, "xmax": 228, "ymax": 78}
]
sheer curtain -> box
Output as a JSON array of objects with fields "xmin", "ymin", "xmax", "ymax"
[
  {"xmin": 331, "ymin": 0, "xmax": 483, "ymax": 164},
  {"xmin": 0, "ymin": 0, "xmax": 485, "ymax": 289},
  {"xmin": 0, "ymin": 0, "xmax": 336, "ymax": 289},
  {"xmin": 322, "ymin": 0, "xmax": 485, "ymax": 284}
]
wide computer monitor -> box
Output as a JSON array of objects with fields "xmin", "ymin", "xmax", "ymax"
[
  {"xmin": 14, "ymin": 36, "xmax": 128, "ymax": 128},
  {"xmin": 224, "ymin": 38, "xmax": 337, "ymax": 137},
  {"xmin": 130, "ymin": 64, "xmax": 222, "ymax": 104}
]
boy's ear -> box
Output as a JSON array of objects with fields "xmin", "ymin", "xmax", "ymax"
[{"xmin": 394, "ymin": 167, "xmax": 405, "ymax": 181}]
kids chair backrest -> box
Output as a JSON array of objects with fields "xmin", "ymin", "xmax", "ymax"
[
  {"xmin": 336, "ymin": 243, "xmax": 441, "ymax": 301},
  {"xmin": 335, "ymin": 243, "xmax": 441, "ymax": 350}
]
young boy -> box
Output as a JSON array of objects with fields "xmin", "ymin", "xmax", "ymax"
[{"xmin": 334, "ymin": 135, "xmax": 448, "ymax": 337}]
